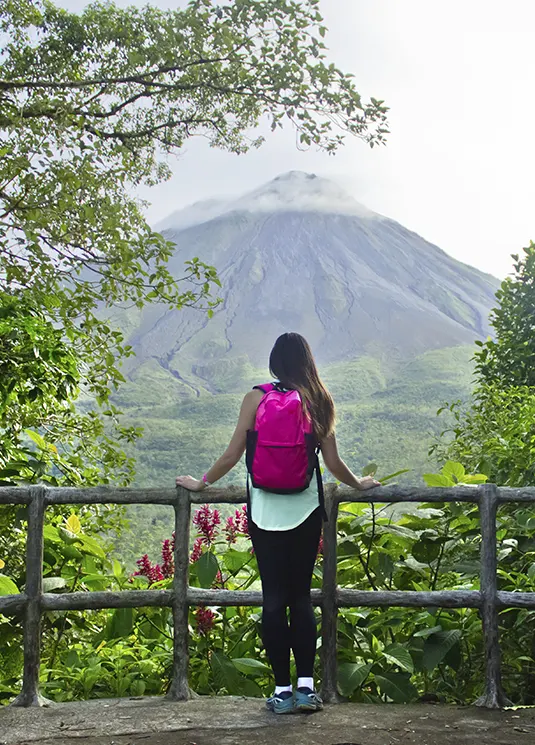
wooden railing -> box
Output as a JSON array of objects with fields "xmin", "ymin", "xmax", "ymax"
[{"xmin": 1, "ymin": 483, "xmax": 535, "ymax": 708}]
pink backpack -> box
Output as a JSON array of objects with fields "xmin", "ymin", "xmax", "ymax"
[{"xmin": 246, "ymin": 383, "xmax": 326, "ymax": 517}]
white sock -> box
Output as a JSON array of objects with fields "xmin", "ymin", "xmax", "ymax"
[
  {"xmin": 297, "ymin": 677, "xmax": 314, "ymax": 691},
  {"xmin": 274, "ymin": 684, "xmax": 292, "ymax": 695}
]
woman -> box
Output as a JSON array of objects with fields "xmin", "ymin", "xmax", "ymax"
[{"xmin": 176, "ymin": 332, "xmax": 379, "ymax": 714}]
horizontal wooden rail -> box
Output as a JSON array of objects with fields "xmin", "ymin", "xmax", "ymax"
[
  {"xmin": 10, "ymin": 587, "xmax": 535, "ymax": 614},
  {"xmin": 5, "ymin": 484, "xmax": 535, "ymax": 506},
  {"xmin": 2, "ymin": 483, "xmax": 535, "ymax": 709}
]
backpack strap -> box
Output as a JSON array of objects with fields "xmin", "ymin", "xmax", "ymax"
[
  {"xmin": 252, "ymin": 383, "xmax": 276, "ymax": 394},
  {"xmin": 315, "ymin": 447, "xmax": 328, "ymax": 522}
]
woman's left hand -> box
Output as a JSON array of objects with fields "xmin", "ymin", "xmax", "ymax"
[{"xmin": 175, "ymin": 475, "xmax": 205, "ymax": 492}]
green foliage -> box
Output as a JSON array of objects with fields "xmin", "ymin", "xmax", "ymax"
[
  {"xmin": 0, "ymin": 0, "xmax": 389, "ymax": 576},
  {"xmin": 423, "ymin": 461, "xmax": 487, "ymax": 487},
  {"xmin": 436, "ymin": 243, "xmax": 535, "ymax": 486},
  {"xmin": 0, "ymin": 574, "xmax": 19, "ymax": 595},
  {"xmin": 474, "ymin": 243, "xmax": 535, "ymax": 388},
  {"xmin": 0, "ymin": 291, "xmax": 141, "ymax": 487},
  {"xmin": 4, "ymin": 462, "xmax": 535, "ymax": 706}
]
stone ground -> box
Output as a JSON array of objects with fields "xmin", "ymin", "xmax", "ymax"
[{"xmin": 1, "ymin": 696, "xmax": 535, "ymax": 745}]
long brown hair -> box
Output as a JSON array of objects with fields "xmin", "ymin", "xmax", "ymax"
[{"xmin": 269, "ymin": 332, "xmax": 335, "ymax": 440}]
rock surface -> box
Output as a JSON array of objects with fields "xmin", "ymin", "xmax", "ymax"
[{"xmin": 1, "ymin": 696, "xmax": 534, "ymax": 745}]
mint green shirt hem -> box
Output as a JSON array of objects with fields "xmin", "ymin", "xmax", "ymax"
[{"xmin": 249, "ymin": 481, "xmax": 319, "ymax": 531}]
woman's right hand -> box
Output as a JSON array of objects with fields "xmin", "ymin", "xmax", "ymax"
[
  {"xmin": 356, "ymin": 476, "xmax": 381, "ymax": 490},
  {"xmin": 176, "ymin": 475, "xmax": 206, "ymax": 492}
]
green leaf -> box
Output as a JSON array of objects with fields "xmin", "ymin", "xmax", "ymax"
[
  {"xmin": 64, "ymin": 650, "xmax": 81, "ymax": 668},
  {"xmin": 442, "ymin": 461, "xmax": 465, "ymax": 483},
  {"xmin": 0, "ymin": 574, "xmax": 19, "ymax": 595},
  {"xmin": 43, "ymin": 525, "xmax": 61, "ymax": 543},
  {"xmin": 65, "ymin": 514, "xmax": 81, "ymax": 535},
  {"xmin": 77, "ymin": 534, "xmax": 107, "ymax": 559},
  {"xmin": 375, "ymin": 672, "xmax": 417, "ymax": 703},
  {"xmin": 196, "ymin": 551, "xmax": 219, "ymax": 589},
  {"xmin": 377, "ymin": 552, "xmax": 394, "ymax": 580},
  {"xmin": 240, "ymin": 678, "xmax": 263, "ymax": 697},
  {"xmin": 108, "ymin": 607, "xmax": 134, "ymax": 639},
  {"xmin": 58, "ymin": 526, "xmax": 80, "ymax": 544},
  {"xmin": 130, "ymin": 679, "xmax": 146, "ymax": 697},
  {"xmin": 362, "ymin": 462, "xmax": 378, "ymax": 477},
  {"xmin": 337, "ymin": 662, "xmax": 372, "ymax": 696},
  {"xmin": 42, "ymin": 576, "xmax": 67, "ymax": 593},
  {"xmin": 222, "ymin": 549, "xmax": 251, "ymax": 574},
  {"xmin": 24, "ymin": 429, "xmax": 47, "ymax": 450},
  {"xmin": 211, "ymin": 651, "xmax": 242, "ymax": 694},
  {"xmin": 378, "ymin": 468, "xmax": 411, "ymax": 484},
  {"xmin": 462, "ymin": 474, "xmax": 488, "ymax": 484},
  {"xmin": 423, "ymin": 629, "xmax": 461, "ymax": 671},
  {"xmin": 411, "ymin": 538, "xmax": 441, "ymax": 564},
  {"xmin": 61, "ymin": 544, "xmax": 83, "ymax": 560},
  {"xmin": 413, "ymin": 625, "xmax": 442, "ymax": 638},
  {"xmin": 231, "ymin": 658, "xmax": 271, "ymax": 676},
  {"xmin": 81, "ymin": 574, "xmax": 109, "ymax": 590},
  {"xmin": 423, "ymin": 473, "xmax": 452, "ymax": 487},
  {"xmin": 113, "ymin": 559, "xmax": 124, "ymax": 579},
  {"xmin": 383, "ymin": 643, "xmax": 414, "ymax": 673}
]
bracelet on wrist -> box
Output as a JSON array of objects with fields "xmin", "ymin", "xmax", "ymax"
[{"xmin": 202, "ymin": 473, "xmax": 212, "ymax": 487}]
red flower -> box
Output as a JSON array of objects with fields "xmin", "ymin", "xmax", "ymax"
[
  {"xmin": 195, "ymin": 607, "xmax": 215, "ymax": 635},
  {"xmin": 317, "ymin": 535, "xmax": 324, "ymax": 557},
  {"xmin": 161, "ymin": 539, "xmax": 174, "ymax": 578},
  {"xmin": 134, "ymin": 554, "xmax": 164, "ymax": 586},
  {"xmin": 149, "ymin": 564, "xmax": 164, "ymax": 584},
  {"xmin": 193, "ymin": 505, "xmax": 221, "ymax": 546},
  {"xmin": 190, "ymin": 537, "xmax": 204, "ymax": 564},
  {"xmin": 235, "ymin": 505, "xmax": 249, "ymax": 537},
  {"xmin": 224, "ymin": 506, "xmax": 249, "ymax": 545},
  {"xmin": 135, "ymin": 554, "xmax": 152, "ymax": 579},
  {"xmin": 224, "ymin": 516, "xmax": 238, "ymax": 544}
]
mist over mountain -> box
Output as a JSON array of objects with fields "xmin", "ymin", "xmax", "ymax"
[
  {"xmin": 155, "ymin": 170, "xmax": 374, "ymax": 231},
  {"xmin": 124, "ymin": 171, "xmax": 498, "ymax": 395}
]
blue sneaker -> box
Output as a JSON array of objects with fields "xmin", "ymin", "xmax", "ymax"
[
  {"xmin": 266, "ymin": 690, "xmax": 295, "ymax": 714},
  {"xmin": 294, "ymin": 686, "xmax": 323, "ymax": 712}
]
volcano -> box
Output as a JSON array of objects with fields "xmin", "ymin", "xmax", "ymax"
[{"xmin": 121, "ymin": 171, "xmax": 497, "ymax": 394}]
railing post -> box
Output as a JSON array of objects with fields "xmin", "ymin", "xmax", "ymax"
[
  {"xmin": 475, "ymin": 483, "xmax": 511, "ymax": 708},
  {"xmin": 166, "ymin": 486, "xmax": 191, "ymax": 700},
  {"xmin": 11, "ymin": 486, "xmax": 50, "ymax": 707},
  {"xmin": 320, "ymin": 483, "xmax": 342, "ymax": 703}
]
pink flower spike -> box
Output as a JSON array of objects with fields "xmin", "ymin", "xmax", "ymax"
[
  {"xmin": 161, "ymin": 538, "xmax": 174, "ymax": 578},
  {"xmin": 136, "ymin": 554, "xmax": 153, "ymax": 579},
  {"xmin": 149, "ymin": 564, "xmax": 164, "ymax": 584},
  {"xmin": 195, "ymin": 607, "xmax": 216, "ymax": 635},
  {"xmin": 193, "ymin": 505, "xmax": 221, "ymax": 546},
  {"xmin": 235, "ymin": 505, "xmax": 249, "ymax": 536},
  {"xmin": 190, "ymin": 537, "xmax": 204, "ymax": 564},
  {"xmin": 224, "ymin": 516, "xmax": 238, "ymax": 544}
]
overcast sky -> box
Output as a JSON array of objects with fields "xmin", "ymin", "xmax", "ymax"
[{"xmin": 62, "ymin": 0, "xmax": 535, "ymax": 279}]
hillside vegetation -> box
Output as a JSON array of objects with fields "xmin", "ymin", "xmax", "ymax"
[{"xmin": 113, "ymin": 345, "xmax": 475, "ymax": 565}]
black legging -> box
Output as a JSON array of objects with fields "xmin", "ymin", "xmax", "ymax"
[{"xmin": 249, "ymin": 507, "xmax": 322, "ymax": 685}]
